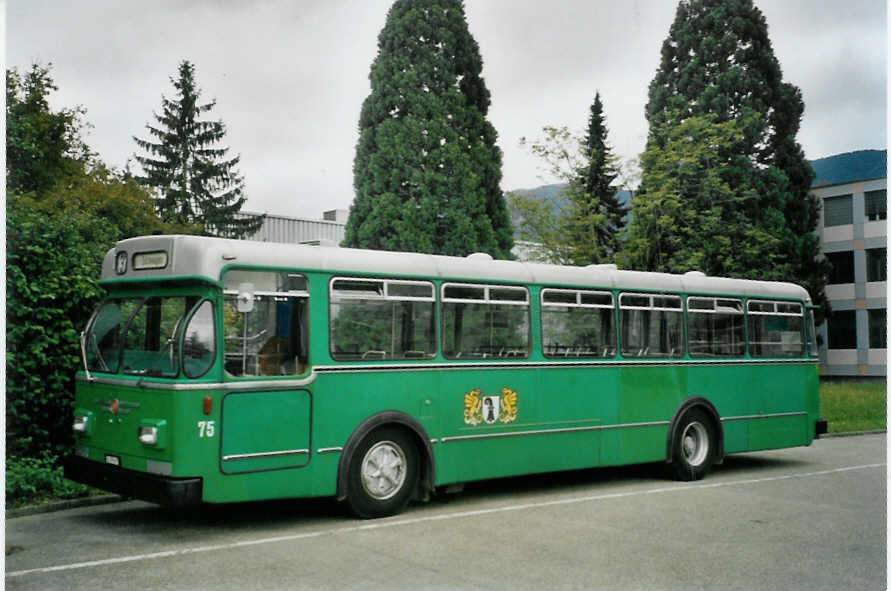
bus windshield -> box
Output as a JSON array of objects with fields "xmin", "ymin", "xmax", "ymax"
[{"xmin": 84, "ymin": 295, "xmax": 212, "ymax": 378}]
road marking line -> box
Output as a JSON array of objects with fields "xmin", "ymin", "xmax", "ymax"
[{"xmin": 7, "ymin": 462, "xmax": 885, "ymax": 578}]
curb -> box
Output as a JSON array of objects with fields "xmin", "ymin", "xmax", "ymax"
[
  {"xmin": 822, "ymin": 429, "xmax": 886, "ymax": 438},
  {"xmin": 7, "ymin": 494, "xmax": 126, "ymax": 519}
]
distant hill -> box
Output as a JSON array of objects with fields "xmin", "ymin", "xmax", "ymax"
[
  {"xmin": 506, "ymin": 183, "xmax": 633, "ymax": 219},
  {"xmin": 509, "ymin": 183, "xmax": 569, "ymax": 201},
  {"xmin": 507, "ymin": 183, "xmax": 632, "ymax": 209},
  {"xmin": 505, "ymin": 183, "xmax": 634, "ymax": 243}
]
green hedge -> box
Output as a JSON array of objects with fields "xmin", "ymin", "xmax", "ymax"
[{"xmin": 6, "ymin": 195, "xmax": 115, "ymax": 458}]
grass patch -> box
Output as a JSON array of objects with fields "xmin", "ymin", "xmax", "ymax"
[{"xmin": 820, "ymin": 379, "xmax": 887, "ymax": 433}]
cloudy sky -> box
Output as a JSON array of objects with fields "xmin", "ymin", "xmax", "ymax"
[{"xmin": 7, "ymin": 0, "xmax": 887, "ymax": 220}]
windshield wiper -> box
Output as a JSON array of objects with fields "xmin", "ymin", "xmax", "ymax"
[{"xmin": 80, "ymin": 331, "xmax": 94, "ymax": 382}]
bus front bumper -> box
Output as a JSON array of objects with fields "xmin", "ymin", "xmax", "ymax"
[{"xmin": 64, "ymin": 456, "xmax": 202, "ymax": 507}]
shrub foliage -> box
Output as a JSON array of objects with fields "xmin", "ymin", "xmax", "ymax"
[{"xmin": 6, "ymin": 195, "xmax": 115, "ymax": 458}]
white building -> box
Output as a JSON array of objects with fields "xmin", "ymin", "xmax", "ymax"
[
  {"xmin": 812, "ymin": 150, "xmax": 886, "ymax": 376},
  {"xmin": 237, "ymin": 209, "xmax": 348, "ymax": 246}
]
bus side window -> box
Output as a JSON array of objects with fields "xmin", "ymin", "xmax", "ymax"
[
  {"xmin": 441, "ymin": 283, "xmax": 530, "ymax": 359},
  {"xmin": 541, "ymin": 289, "xmax": 615, "ymax": 359},
  {"xmin": 291, "ymin": 298, "xmax": 309, "ymax": 372},
  {"xmin": 619, "ymin": 293, "xmax": 684, "ymax": 358},
  {"xmin": 222, "ymin": 270, "xmax": 309, "ymax": 377},
  {"xmin": 686, "ymin": 297, "xmax": 745, "ymax": 358},
  {"xmin": 747, "ymin": 300, "xmax": 804, "ymax": 358},
  {"xmin": 329, "ymin": 278, "xmax": 436, "ymax": 361}
]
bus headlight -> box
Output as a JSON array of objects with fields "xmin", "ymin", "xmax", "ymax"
[
  {"xmin": 73, "ymin": 409, "xmax": 93, "ymax": 436},
  {"xmin": 73, "ymin": 416, "xmax": 89, "ymax": 433},
  {"xmin": 138, "ymin": 419, "xmax": 168, "ymax": 449},
  {"xmin": 138, "ymin": 426, "xmax": 158, "ymax": 445}
]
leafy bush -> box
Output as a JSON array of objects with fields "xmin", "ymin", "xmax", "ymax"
[
  {"xmin": 6, "ymin": 452, "xmax": 94, "ymax": 508},
  {"xmin": 6, "ymin": 64, "xmax": 199, "ymax": 509},
  {"xmin": 6, "ymin": 194, "xmax": 115, "ymax": 458}
]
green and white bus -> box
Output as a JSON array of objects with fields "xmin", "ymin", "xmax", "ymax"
[{"xmin": 65, "ymin": 235, "xmax": 827, "ymax": 517}]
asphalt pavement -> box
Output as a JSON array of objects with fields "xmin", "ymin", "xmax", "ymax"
[{"xmin": 5, "ymin": 433, "xmax": 886, "ymax": 590}]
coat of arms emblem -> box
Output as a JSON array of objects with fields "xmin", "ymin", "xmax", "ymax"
[{"xmin": 463, "ymin": 387, "xmax": 518, "ymax": 425}]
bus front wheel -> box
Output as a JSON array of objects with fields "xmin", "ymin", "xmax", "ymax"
[
  {"xmin": 346, "ymin": 427, "xmax": 419, "ymax": 518},
  {"xmin": 670, "ymin": 408, "xmax": 716, "ymax": 481}
]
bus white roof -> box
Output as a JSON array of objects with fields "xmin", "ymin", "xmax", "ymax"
[{"xmin": 102, "ymin": 234, "xmax": 812, "ymax": 303}]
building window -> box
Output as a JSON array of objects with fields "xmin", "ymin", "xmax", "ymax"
[
  {"xmin": 827, "ymin": 310, "xmax": 858, "ymax": 349},
  {"xmin": 866, "ymin": 248, "xmax": 886, "ymax": 282},
  {"xmin": 865, "ymin": 190, "xmax": 887, "ymax": 221},
  {"xmin": 868, "ymin": 309, "xmax": 886, "ymax": 349},
  {"xmin": 823, "ymin": 194, "xmax": 853, "ymax": 226},
  {"xmin": 826, "ymin": 251, "xmax": 855, "ymax": 284}
]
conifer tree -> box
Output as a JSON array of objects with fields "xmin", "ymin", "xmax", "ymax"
[
  {"xmin": 629, "ymin": 0, "xmax": 828, "ymax": 316},
  {"xmin": 572, "ymin": 91, "xmax": 625, "ymax": 263},
  {"xmin": 134, "ymin": 60, "xmax": 261, "ymax": 238},
  {"xmin": 345, "ymin": 0, "xmax": 513, "ymax": 258},
  {"xmin": 510, "ymin": 93, "xmax": 625, "ymax": 266}
]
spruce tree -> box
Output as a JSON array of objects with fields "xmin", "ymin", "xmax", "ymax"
[
  {"xmin": 345, "ymin": 0, "xmax": 513, "ymax": 258},
  {"xmin": 134, "ymin": 61, "xmax": 261, "ymax": 238},
  {"xmin": 632, "ymin": 0, "xmax": 827, "ymax": 317},
  {"xmin": 510, "ymin": 93, "xmax": 625, "ymax": 266},
  {"xmin": 572, "ymin": 91, "xmax": 625, "ymax": 263}
]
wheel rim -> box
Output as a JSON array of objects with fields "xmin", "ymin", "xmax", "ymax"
[
  {"xmin": 681, "ymin": 421, "xmax": 709, "ymax": 467},
  {"xmin": 360, "ymin": 440, "xmax": 407, "ymax": 501}
]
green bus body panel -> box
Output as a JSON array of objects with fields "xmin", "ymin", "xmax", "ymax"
[
  {"xmin": 220, "ymin": 390, "xmax": 311, "ymax": 474},
  {"xmin": 73, "ymin": 360, "xmax": 818, "ymax": 504},
  {"xmin": 73, "ymin": 380, "xmax": 218, "ymax": 475}
]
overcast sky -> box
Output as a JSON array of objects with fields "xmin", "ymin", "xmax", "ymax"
[{"xmin": 7, "ymin": 0, "xmax": 887, "ymax": 220}]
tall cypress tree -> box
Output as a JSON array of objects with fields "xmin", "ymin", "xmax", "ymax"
[
  {"xmin": 134, "ymin": 60, "xmax": 261, "ymax": 238},
  {"xmin": 631, "ymin": 0, "xmax": 827, "ymax": 316},
  {"xmin": 345, "ymin": 0, "xmax": 513, "ymax": 258},
  {"xmin": 572, "ymin": 91, "xmax": 625, "ymax": 263}
]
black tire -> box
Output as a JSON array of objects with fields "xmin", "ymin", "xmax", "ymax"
[
  {"xmin": 669, "ymin": 408, "xmax": 717, "ymax": 481},
  {"xmin": 346, "ymin": 427, "xmax": 419, "ymax": 519}
]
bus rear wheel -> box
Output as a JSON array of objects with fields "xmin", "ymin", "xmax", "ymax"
[
  {"xmin": 670, "ymin": 408, "xmax": 716, "ymax": 481},
  {"xmin": 346, "ymin": 427, "xmax": 419, "ymax": 518}
]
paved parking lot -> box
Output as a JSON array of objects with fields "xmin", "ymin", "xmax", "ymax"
[{"xmin": 6, "ymin": 433, "xmax": 886, "ymax": 590}]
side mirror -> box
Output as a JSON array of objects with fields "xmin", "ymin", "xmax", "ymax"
[{"xmin": 237, "ymin": 283, "xmax": 255, "ymax": 313}]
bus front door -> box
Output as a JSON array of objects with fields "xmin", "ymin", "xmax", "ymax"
[{"xmin": 220, "ymin": 389, "xmax": 312, "ymax": 474}]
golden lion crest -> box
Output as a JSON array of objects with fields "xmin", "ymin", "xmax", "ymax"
[
  {"xmin": 463, "ymin": 387, "xmax": 518, "ymax": 425},
  {"xmin": 499, "ymin": 387, "xmax": 518, "ymax": 423},
  {"xmin": 464, "ymin": 388, "xmax": 483, "ymax": 425}
]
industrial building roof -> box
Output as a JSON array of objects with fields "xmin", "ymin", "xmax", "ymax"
[{"xmin": 810, "ymin": 150, "xmax": 887, "ymax": 187}]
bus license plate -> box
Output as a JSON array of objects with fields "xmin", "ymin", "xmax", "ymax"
[{"xmin": 105, "ymin": 455, "xmax": 120, "ymax": 467}]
